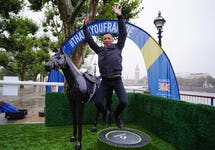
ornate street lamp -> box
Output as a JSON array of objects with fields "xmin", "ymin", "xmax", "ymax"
[{"xmin": 154, "ymin": 11, "xmax": 166, "ymax": 46}]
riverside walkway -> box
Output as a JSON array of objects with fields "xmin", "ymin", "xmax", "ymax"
[{"xmin": 0, "ymin": 86, "xmax": 45, "ymax": 124}]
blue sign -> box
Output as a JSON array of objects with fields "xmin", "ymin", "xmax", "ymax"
[{"xmin": 46, "ymin": 69, "xmax": 64, "ymax": 92}]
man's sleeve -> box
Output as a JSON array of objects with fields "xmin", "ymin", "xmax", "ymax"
[
  {"xmin": 117, "ymin": 15, "xmax": 127, "ymax": 50},
  {"xmin": 83, "ymin": 25, "xmax": 100, "ymax": 54}
]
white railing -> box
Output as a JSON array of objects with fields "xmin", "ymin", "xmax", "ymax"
[
  {"xmin": 0, "ymin": 80, "xmax": 64, "ymax": 96},
  {"xmin": 0, "ymin": 80, "xmax": 64, "ymax": 86}
]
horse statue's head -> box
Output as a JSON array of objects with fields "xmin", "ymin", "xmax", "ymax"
[
  {"xmin": 45, "ymin": 48, "xmax": 66, "ymax": 72},
  {"xmin": 45, "ymin": 47, "xmax": 98, "ymax": 102}
]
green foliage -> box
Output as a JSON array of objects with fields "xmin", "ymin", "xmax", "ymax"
[
  {"xmin": 13, "ymin": 48, "xmax": 37, "ymax": 81},
  {"xmin": 1, "ymin": 17, "xmax": 39, "ymax": 53},
  {"xmin": 6, "ymin": 18, "xmax": 38, "ymax": 35},
  {"xmin": 0, "ymin": 51, "xmax": 9, "ymax": 67},
  {"xmin": 121, "ymin": 0, "xmax": 144, "ymax": 21},
  {"xmin": 0, "ymin": 0, "xmax": 52, "ymax": 81},
  {"xmin": 28, "ymin": 0, "xmax": 43, "ymax": 11},
  {"xmin": 40, "ymin": 4, "xmax": 64, "ymax": 45},
  {"xmin": 96, "ymin": 0, "xmax": 144, "ymax": 21},
  {"xmin": 0, "ymin": 0, "xmax": 24, "ymax": 18},
  {"xmin": 25, "ymin": 36, "xmax": 52, "ymax": 81}
]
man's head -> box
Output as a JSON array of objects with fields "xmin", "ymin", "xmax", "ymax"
[{"xmin": 102, "ymin": 33, "xmax": 114, "ymax": 47}]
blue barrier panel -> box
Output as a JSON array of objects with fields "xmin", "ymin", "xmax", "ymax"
[{"xmin": 0, "ymin": 103, "xmax": 19, "ymax": 113}]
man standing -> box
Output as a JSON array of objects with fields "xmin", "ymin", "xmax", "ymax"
[{"xmin": 83, "ymin": 6, "xmax": 127, "ymax": 128}]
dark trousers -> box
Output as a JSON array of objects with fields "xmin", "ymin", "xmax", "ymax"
[{"xmin": 95, "ymin": 77, "xmax": 127, "ymax": 118}]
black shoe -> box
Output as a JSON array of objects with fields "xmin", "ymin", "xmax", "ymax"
[
  {"xmin": 91, "ymin": 125, "xmax": 97, "ymax": 132},
  {"xmin": 114, "ymin": 115, "xmax": 123, "ymax": 128}
]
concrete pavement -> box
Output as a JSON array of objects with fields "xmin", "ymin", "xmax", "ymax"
[{"xmin": 0, "ymin": 86, "xmax": 45, "ymax": 124}]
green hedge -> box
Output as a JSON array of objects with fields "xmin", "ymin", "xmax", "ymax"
[
  {"xmin": 45, "ymin": 92, "xmax": 97, "ymax": 126},
  {"xmin": 45, "ymin": 92, "xmax": 215, "ymax": 150},
  {"xmin": 132, "ymin": 93, "xmax": 215, "ymax": 150}
]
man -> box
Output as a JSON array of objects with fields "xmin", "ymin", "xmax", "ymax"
[{"xmin": 83, "ymin": 6, "xmax": 127, "ymax": 128}]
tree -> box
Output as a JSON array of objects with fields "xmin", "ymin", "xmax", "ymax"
[
  {"xmin": 0, "ymin": 0, "xmax": 24, "ymax": 19},
  {"xmin": 96, "ymin": 0, "xmax": 143, "ymax": 21},
  {"xmin": 0, "ymin": 17, "xmax": 39, "ymax": 52},
  {"xmin": 0, "ymin": 0, "xmax": 51, "ymax": 85},
  {"xmin": 27, "ymin": 36, "xmax": 51, "ymax": 81},
  {"xmin": 0, "ymin": 0, "xmax": 144, "ymax": 90},
  {"xmin": 28, "ymin": 0, "xmax": 144, "ymax": 68},
  {"xmin": 0, "ymin": 51, "xmax": 9, "ymax": 67}
]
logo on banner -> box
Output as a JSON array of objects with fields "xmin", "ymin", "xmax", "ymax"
[
  {"xmin": 157, "ymin": 79, "xmax": 171, "ymax": 97},
  {"xmin": 158, "ymin": 79, "xmax": 170, "ymax": 92},
  {"xmin": 51, "ymin": 86, "xmax": 57, "ymax": 92}
]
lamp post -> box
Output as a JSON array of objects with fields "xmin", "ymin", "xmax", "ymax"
[{"xmin": 154, "ymin": 11, "xmax": 166, "ymax": 46}]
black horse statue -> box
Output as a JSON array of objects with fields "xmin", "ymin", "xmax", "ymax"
[{"xmin": 45, "ymin": 48, "xmax": 111, "ymax": 149}]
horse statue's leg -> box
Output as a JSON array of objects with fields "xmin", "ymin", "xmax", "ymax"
[
  {"xmin": 66, "ymin": 88, "xmax": 77, "ymax": 142},
  {"xmin": 91, "ymin": 109, "xmax": 99, "ymax": 132},
  {"xmin": 70, "ymin": 99, "xmax": 78, "ymax": 142},
  {"xmin": 75, "ymin": 97, "xmax": 85, "ymax": 150}
]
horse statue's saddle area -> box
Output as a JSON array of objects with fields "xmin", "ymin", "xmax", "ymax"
[{"xmin": 83, "ymin": 72, "xmax": 101, "ymax": 102}]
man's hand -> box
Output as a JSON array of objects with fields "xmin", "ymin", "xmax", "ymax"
[
  {"xmin": 112, "ymin": 6, "xmax": 122, "ymax": 16},
  {"xmin": 83, "ymin": 16, "xmax": 89, "ymax": 25}
]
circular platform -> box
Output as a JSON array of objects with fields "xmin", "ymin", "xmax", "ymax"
[{"xmin": 97, "ymin": 128, "xmax": 150, "ymax": 149}]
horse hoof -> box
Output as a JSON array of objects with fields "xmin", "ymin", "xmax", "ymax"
[
  {"xmin": 70, "ymin": 136, "xmax": 76, "ymax": 142},
  {"xmin": 75, "ymin": 142, "xmax": 81, "ymax": 150},
  {"xmin": 91, "ymin": 126, "xmax": 97, "ymax": 132}
]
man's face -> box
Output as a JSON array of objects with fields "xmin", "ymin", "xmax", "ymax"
[{"xmin": 102, "ymin": 33, "xmax": 113, "ymax": 47}]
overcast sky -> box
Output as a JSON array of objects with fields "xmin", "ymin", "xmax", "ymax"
[
  {"xmin": 122, "ymin": 0, "xmax": 215, "ymax": 78},
  {"xmin": 22, "ymin": 0, "xmax": 215, "ymax": 79}
]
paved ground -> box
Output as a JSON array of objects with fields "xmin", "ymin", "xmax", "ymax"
[{"xmin": 0, "ymin": 86, "xmax": 45, "ymax": 124}]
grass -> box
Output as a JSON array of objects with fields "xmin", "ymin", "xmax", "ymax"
[{"xmin": 0, "ymin": 123, "xmax": 176, "ymax": 150}]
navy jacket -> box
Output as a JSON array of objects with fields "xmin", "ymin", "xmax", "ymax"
[{"xmin": 83, "ymin": 15, "xmax": 127, "ymax": 77}]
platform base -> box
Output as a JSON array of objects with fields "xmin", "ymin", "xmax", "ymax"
[
  {"xmin": 5, "ymin": 109, "xmax": 27, "ymax": 120},
  {"xmin": 97, "ymin": 127, "xmax": 150, "ymax": 149}
]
